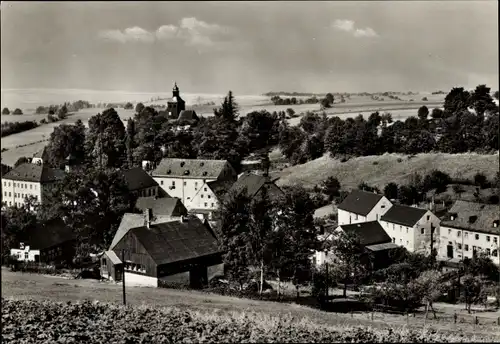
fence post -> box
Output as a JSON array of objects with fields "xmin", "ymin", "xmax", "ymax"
[
  {"xmin": 475, "ymin": 316, "xmax": 479, "ymax": 325},
  {"xmin": 371, "ymin": 311, "xmax": 374, "ymax": 321},
  {"xmin": 497, "ymin": 317, "xmax": 500, "ymax": 326},
  {"xmin": 454, "ymin": 312, "xmax": 457, "ymax": 324}
]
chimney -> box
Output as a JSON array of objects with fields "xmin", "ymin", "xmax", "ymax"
[
  {"xmin": 144, "ymin": 208, "xmax": 152, "ymax": 228},
  {"xmin": 180, "ymin": 215, "xmax": 188, "ymax": 223}
]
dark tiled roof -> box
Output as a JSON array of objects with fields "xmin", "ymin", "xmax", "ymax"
[
  {"xmin": 207, "ymin": 179, "xmax": 235, "ymax": 199},
  {"xmin": 22, "ymin": 219, "xmax": 75, "ymax": 250},
  {"xmin": 226, "ymin": 173, "xmax": 284, "ymax": 200},
  {"xmin": 121, "ymin": 167, "xmax": 158, "ymax": 191},
  {"xmin": 2, "ymin": 163, "xmax": 65, "ymax": 183},
  {"xmin": 110, "ymin": 213, "xmax": 182, "ymax": 250},
  {"xmin": 337, "ymin": 190, "xmax": 384, "ymax": 216},
  {"xmin": 339, "ymin": 221, "xmax": 391, "ymax": 246},
  {"xmin": 130, "ymin": 217, "xmax": 220, "ymax": 265},
  {"xmin": 380, "ymin": 205, "xmax": 428, "ymax": 227},
  {"xmin": 152, "ymin": 158, "xmax": 230, "ymax": 179},
  {"xmin": 178, "ymin": 110, "xmax": 199, "ymax": 122},
  {"xmin": 135, "ymin": 196, "xmax": 187, "ymax": 217},
  {"xmin": 441, "ymin": 200, "xmax": 500, "ymax": 235}
]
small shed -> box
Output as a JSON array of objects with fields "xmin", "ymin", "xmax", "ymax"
[{"xmin": 100, "ymin": 250, "xmax": 123, "ymax": 281}]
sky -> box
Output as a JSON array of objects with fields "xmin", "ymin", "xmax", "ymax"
[{"xmin": 1, "ymin": 1, "xmax": 498, "ymax": 95}]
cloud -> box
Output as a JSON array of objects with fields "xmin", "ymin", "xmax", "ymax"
[
  {"xmin": 99, "ymin": 17, "xmax": 235, "ymax": 48},
  {"xmin": 332, "ymin": 19, "xmax": 378, "ymax": 38}
]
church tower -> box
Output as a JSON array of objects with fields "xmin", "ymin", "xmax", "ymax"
[{"xmin": 167, "ymin": 82, "xmax": 185, "ymax": 119}]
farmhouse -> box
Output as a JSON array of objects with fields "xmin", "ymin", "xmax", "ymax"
[
  {"xmin": 314, "ymin": 221, "xmax": 398, "ymax": 270},
  {"xmin": 11, "ymin": 219, "xmax": 76, "ymax": 264},
  {"xmin": 102, "ymin": 211, "xmax": 223, "ymax": 288},
  {"xmin": 1, "ymin": 158, "xmax": 65, "ymax": 209},
  {"xmin": 438, "ymin": 200, "xmax": 500, "ymax": 265},
  {"xmin": 120, "ymin": 167, "xmax": 161, "ymax": 198},
  {"xmin": 379, "ymin": 204, "xmax": 440, "ymax": 254},
  {"xmin": 135, "ymin": 196, "xmax": 188, "ymax": 217},
  {"xmin": 337, "ymin": 189, "xmax": 393, "ymax": 225},
  {"xmin": 224, "ymin": 172, "xmax": 284, "ymax": 202},
  {"xmin": 166, "ymin": 82, "xmax": 186, "ymax": 119},
  {"xmin": 151, "ymin": 158, "xmax": 237, "ymax": 216}
]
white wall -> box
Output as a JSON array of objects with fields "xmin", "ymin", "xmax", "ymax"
[
  {"xmin": 381, "ymin": 221, "xmax": 414, "ymax": 250},
  {"xmin": 10, "ymin": 246, "xmax": 40, "ymax": 262},
  {"xmin": 189, "ymin": 182, "xmax": 219, "ymax": 211},
  {"xmin": 154, "ymin": 177, "xmax": 218, "ymax": 207},
  {"xmin": 438, "ymin": 225, "xmax": 500, "ymax": 265},
  {"xmin": 124, "ymin": 272, "xmax": 158, "ymax": 287},
  {"xmin": 337, "ymin": 197, "xmax": 392, "ymax": 225},
  {"xmin": 2, "ymin": 179, "xmax": 42, "ymax": 208}
]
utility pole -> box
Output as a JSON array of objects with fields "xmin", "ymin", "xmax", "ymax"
[
  {"xmin": 325, "ymin": 262, "xmax": 329, "ymax": 299},
  {"xmin": 122, "ymin": 249, "xmax": 126, "ymax": 306}
]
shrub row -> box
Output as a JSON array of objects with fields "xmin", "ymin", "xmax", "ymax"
[
  {"xmin": 2, "ymin": 298, "xmax": 493, "ymax": 343},
  {"xmin": 1, "ymin": 121, "xmax": 39, "ymax": 137}
]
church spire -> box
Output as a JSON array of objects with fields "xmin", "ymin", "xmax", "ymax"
[{"xmin": 173, "ymin": 82, "xmax": 179, "ymax": 97}]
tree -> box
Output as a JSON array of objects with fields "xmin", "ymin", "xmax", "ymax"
[
  {"xmin": 321, "ymin": 176, "xmax": 341, "ymax": 202},
  {"xmin": 398, "ymin": 185, "xmax": 420, "ymax": 205},
  {"xmin": 1, "ymin": 205, "xmax": 38, "ymax": 264},
  {"xmin": 431, "ymin": 108, "xmax": 444, "ymax": 119},
  {"xmin": 461, "ymin": 275, "xmax": 485, "ymax": 314},
  {"xmin": 327, "ymin": 230, "xmax": 372, "ymax": 297},
  {"xmin": 125, "ymin": 118, "xmax": 137, "ymax": 168},
  {"xmin": 45, "ymin": 121, "xmax": 86, "ymax": 168},
  {"xmin": 218, "ymin": 188, "xmax": 253, "ymax": 290},
  {"xmin": 135, "ymin": 103, "xmax": 145, "ymax": 114},
  {"xmin": 14, "ymin": 157, "xmax": 29, "ymax": 168},
  {"xmin": 57, "ymin": 105, "xmax": 68, "ymax": 120},
  {"xmin": 384, "ymin": 182, "xmax": 399, "ymax": 200},
  {"xmin": 358, "ymin": 182, "xmax": 379, "ymax": 193},
  {"xmin": 320, "ymin": 97, "xmax": 331, "ymax": 109},
  {"xmin": 494, "ymin": 91, "xmax": 499, "ymax": 100},
  {"xmin": 423, "ymin": 170, "xmax": 451, "ymax": 194},
  {"xmin": 214, "ymin": 91, "xmax": 239, "ymax": 122},
  {"xmin": 414, "ymin": 270, "xmax": 444, "ymax": 320},
  {"xmin": 12, "ymin": 108, "xmax": 23, "ymax": 115},
  {"xmin": 2, "ymin": 108, "xmax": 10, "ymax": 115},
  {"xmin": 470, "ymin": 84, "xmax": 497, "ymax": 117},
  {"xmin": 473, "ymin": 172, "xmax": 489, "ymax": 189},
  {"xmin": 418, "ymin": 106, "xmax": 429, "ymax": 122},
  {"xmin": 444, "ymin": 87, "xmax": 471, "ymax": 115},
  {"xmin": 286, "ymin": 108, "xmax": 295, "ymax": 117},
  {"xmin": 325, "ymin": 93, "xmax": 334, "ymax": 105},
  {"xmin": 124, "ymin": 102, "xmax": 133, "ymax": 110}
]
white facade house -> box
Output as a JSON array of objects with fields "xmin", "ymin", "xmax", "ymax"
[
  {"xmin": 337, "ymin": 190, "xmax": 393, "ymax": 226},
  {"xmin": 10, "ymin": 243, "xmax": 40, "ymax": 262},
  {"xmin": 438, "ymin": 201, "xmax": 500, "ymax": 265},
  {"xmin": 1, "ymin": 158, "xmax": 65, "ymax": 209},
  {"xmin": 379, "ymin": 205, "xmax": 441, "ymax": 254},
  {"xmin": 151, "ymin": 158, "xmax": 237, "ymax": 213}
]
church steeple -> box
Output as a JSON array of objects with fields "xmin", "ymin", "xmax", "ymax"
[{"xmin": 173, "ymin": 82, "xmax": 180, "ymax": 97}]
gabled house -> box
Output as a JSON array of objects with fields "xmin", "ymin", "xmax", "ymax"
[
  {"xmin": 380, "ymin": 204, "xmax": 440, "ymax": 254},
  {"xmin": 120, "ymin": 167, "xmax": 162, "ymax": 198},
  {"xmin": 337, "ymin": 190, "xmax": 393, "ymax": 225},
  {"xmin": 438, "ymin": 200, "xmax": 500, "ymax": 265},
  {"xmin": 151, "ymin": 158, "xmax": 237, "ymax": 211},
  {"xmin": 1, "ymin": 159, "xmax": 65, "ymax": 209},
  {"xmin": 103, "ymin": 210, "xmax": 223, "ymax": 288},
  {"xmin": 314, "ymin": 221, "xmax": 398, "ymax": 270},
  {"xmin": 135, "ymin": 196, "xmax": 188, "ymax": 217},
  {"xmin": 12, "ymin": 219, "xmax": 76, "ymax": 264},
  {"xmin": 225, "ymin": 172, "xmax": 284, "ymax": 202}
]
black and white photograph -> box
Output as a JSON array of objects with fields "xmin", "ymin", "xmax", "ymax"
[{"xmin": 1, "ymin": 1, "xmax": 499, "ymax": 342}]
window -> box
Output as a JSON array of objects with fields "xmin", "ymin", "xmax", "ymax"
[
  {"xmin": 195, "ymin": 182, "xmax": 198, "ymax": 187},
  {"xmin": 172, "ymin": 181, "xmax": 175, "ymax": 186},
  {"xmin": 392, "ymin": 237, "xmax": 395, "ymax": 243},
  {"xmin": 448, "ymin": 228, "xmax": 452, "ymax": 234},
  {"xmin": 204, "ymin": 187, "xmax": 207, "ymax": 192},
  {"xmin": 208, "ymin": 195, "xmax": 211, "ymax": 199},
  {"xmin": 187, "ymin": 197, "xmax": 191, "ymax": 200},
  {"xmin": 475, "ymin": 234, "xmax": 479, "ymax": 240},
  {"xmin": 400, "ymin": 239, "xmax": 402, "ymax": 243},
  {"xmin": 211, "ymin": 203, "xmax": 214, "ymax": 207},
  {"xmin": 161, "ymin": 180, "xmax": 164, "ymax": 185},
  {"xmin": 201, "ymin": 194, "xmax": 204, "ymax": 198},
  {"xmin": 421, "ymin": 228, "xmax": 425, "ymax": 235},
  {"xmin": 392, "ymin": 224, "xmax": 395, "ymax": 230},
  {"xmin": 24, "ymin": 184, "xmax": 27, "ymax": 189},
  {"xmin": 494, "ymin": 237, "xmax": 498, "ymax": 244},
  {"xmin": 465, "ymin": 244, "xmax": 469, "ymax": 251},
  {"xmin": 427, "ymin": 215, "xmax": 430, "ymax": 221},
  {"xmin": 381, "ymin": 205, "xmax": 385, "ymax": 209},
  {"xmin": 493, "ymin": 250, "xmax": 498, "ymax": 257},
  {"xmin": 464, "ymin": 232, "xmax": 468, "ymax": 239},
  {"xmin": 486, "ymin": 248, "xmax": 491, "ymax": 256},
  {"xmin": 406, "ymin": 228, "xmax": 409, "ymax": 233},
  {"xmin": 184, "ymin": 181, "xmax": 187, "ymax": 186},
  {"xmin": 8, "ymin": 182, "xmax": 10, "ymax": 187},
  {"xmin": 30, "ymin": 185, "xmax": 32, "ymax": 190},
  {"xmin": 400, "ymin": 226, "xmax": 402, "ymax": 232},
  {"xmin": 25, "ymin": 252, "xmax": 28, "ymax": 259},
  {"xmin": 486, "ymin": 236, "xmax": 490, "ymax": 242},
  {"xmin": 355, "ymin": 214, "xmax": 358, "ymax": 220},
  {"xmin": 8, "ymin": 192, "xmax": 11, "ymax": 197},
  {"xmin": 204, "ymin": 202, "xmax": 208, "ymax": 207},
  {"xmin": 406, "ymin": 241, "xmax": 409, "ymax": 246},
  {"xmin": 458, "ymin": 243, "xmax": 462, "ymax": 249},
  {"xmin": 457, "ymin": 231, "xmax": 461, "ymax": 237},
  {"xmin": 102, "ymin": 259, "xmax": 107, "ymax": 267}
]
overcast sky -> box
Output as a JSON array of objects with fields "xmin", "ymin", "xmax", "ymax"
[{"xmin": 1, "ymin": 1, "xmax": 498, "ymax": 95}]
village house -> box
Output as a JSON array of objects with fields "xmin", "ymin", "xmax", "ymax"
[
  {"xmin": 337, "ymin": 189, "xmax": 393, "ymax": 225},
  {"xmin": 379, "ymin": 204, "xmax": 440, "ymax": 254},
  {"xmin": 101, "ymin": 210, "xmax": 223, "ymax": 288},
  {"xmin": 135, "ymin": 196, "xmax": 188, "ymax": 218},
  {"xmin": 1, "ymin": 157, "xmax": 65, "ymax": 209},
  {"xmin": 438, "ymin": 200, "xmax": 500, "ymax": 266},
  {"xmin": 151, "ymin": 158, "xmax": 237, "ymax": 217},
  {"xmin": 120, "ymin": 167, "xmax": 162, "ymax": 198},
  {"xmin": 314, "ymin": 221, "xmax": 399, "ymax": 270},
  {"xmin": 11, "ymin": 219, "xmax": 76, "ymax": 264}
]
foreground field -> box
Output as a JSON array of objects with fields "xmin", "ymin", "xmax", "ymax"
[
  {"xmin": 2, "ymin": 298, "xmax": 496, "ymax": 343},
  {"xmin": 275, "ymin": 152, "xmax": 500, "ymax": 189},
  {"xmin": 2, "ymin": 269, "xmax": 499, "ymax": 340}
]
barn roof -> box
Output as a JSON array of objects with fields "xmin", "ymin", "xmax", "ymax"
[
  {"xmin": 152, "ymin": 158, "xmax": 230, "ymax": 179},
  {"xmin": 337, "ymin": 190, "xmax": 384, "ymax": 216},
  {"xmin": 135, "ymin": 197, "xmax": 187, "ymax": 217},
  {"xmin": 441, "ymin": 200, "xmax": 500, "ymax": 235},
  {"xmin": 380, "ymin": 205, "xmax": 428, "ymax": 227},
  {"xmin": 120, "ymin": 167, "xmax": 158, "ymax": 191},
  {"xmin": 129, "ymin": 217, "xmax": 220, "ymax": 266},
  {"xmin": 338, "ymin": 221, "xmax": 391, "ymax": 246},
  {"xmin": 3, "ymin": 163, "xmax": 65, "ymax": 183},
  {"xmin": 226, "ymin": 172, "xmax": 284, "ymax": 200}
]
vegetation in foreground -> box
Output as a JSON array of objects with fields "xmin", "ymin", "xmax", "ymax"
[{"xmin": 1, "ymin": 298, "xmax": 495, "ymax": 343}]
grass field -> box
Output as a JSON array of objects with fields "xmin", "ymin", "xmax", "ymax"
[
  {"xmin": 275, "ymin": 152, "xmax": 500, "ymax": 190},
  {"xmin": 1, "ymin": 269, "xmax": 499, "ymax": 340}
]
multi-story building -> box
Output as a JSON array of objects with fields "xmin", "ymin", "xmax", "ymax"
[
  {"xmin": 1, "ymin": 158, "xmax": 65, "ymax": 208},
  {"xmin": 151, "ymin": 158, "xmax": 237, "ymax": 214},
  {"xmin": 438, "ymin": 200, "xmax": 500, "ymax": 265},
  {"xmin": 337, "ymin": 189, "xmax": 393, "ymax": 225},
  {"xmin": 120, "ymin": 167, "xmax": 162, "ymax": 198},
  {"xmin": 379, "ymin": 204, "xmax": 440, "ymax": 254}
]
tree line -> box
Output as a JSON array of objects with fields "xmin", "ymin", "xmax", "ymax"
[{"xmin": 1, "ymin": 121, "xmax": 39, "ymax": 138}]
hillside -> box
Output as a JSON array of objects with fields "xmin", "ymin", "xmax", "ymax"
[{"xmin": 275, "ymin": 152, "xmax": 500, "ymax": 190}]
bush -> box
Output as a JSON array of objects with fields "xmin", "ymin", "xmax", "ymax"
[
  {"xmin": 473, "ymin": 173, "xmax": 489, "ymax": 189},
  {"xmin": 422, "ymin": 97, "xmax": 428, "ymax": 101},
  {"xmin": 12, "ymin": 108, "xmax": 23, "ymax": 115},
  {"xmin": 487, "ymin": 195, "xmax": 499, "ymax": 204},
  {"xmin": 1, "ymin": 121, "xmax": 39, "ymax": 137},
  {"xmin": 2, "ymin": 107, "xmax": 10, "ymax": 115}
]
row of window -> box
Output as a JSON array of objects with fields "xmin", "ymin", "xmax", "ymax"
[
  {"xmin": 2, "ymin": 181, "xmax": 37, "ymax": 190},
  {"xmin": 454, "ymin": 242, "xmax": 499, "ymax": 257},
  {"xmin": 392, "ymin": 237, "xmax": 410, "ymax": 246},
  {"xmin": 2, "ymin": 201, "xmax": 34, "ymax": 208},
  {"xmin": 392, "ymin": 223, "xmax": 426, "ymax": 235},
  {"xmin": 449, "ymin": 229, "xmax": 498, "ymax": 243},
  {"xmin": 124, "ymin": 263, "xmax": 146, "ymax": 273},
  {"xmin": 3, "ymin": 191, "xmax": 38, "ymax": 200},
  {"xmin": 140, "ymin": 188, "xmax": 157, "ymax": 197},
  {"xmin": 159, "ymin": 180, "xmax": 209, "ymax": 191}
]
